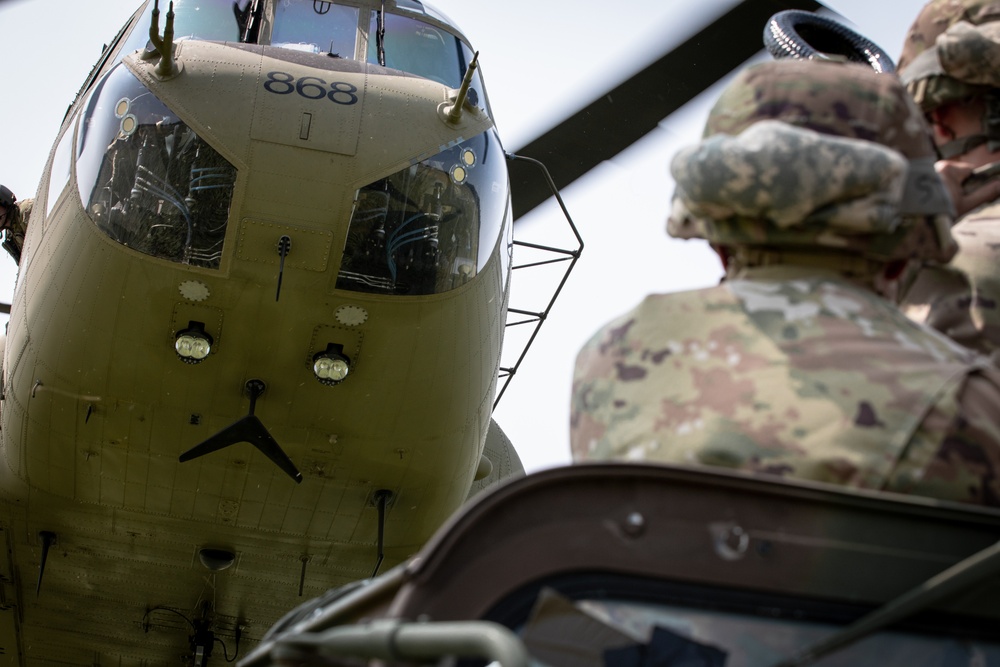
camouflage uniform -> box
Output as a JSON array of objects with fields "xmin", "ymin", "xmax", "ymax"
[
  {"xmin": 3, "ymin": 199, "xmax": 30, "ymax": 263},
  {"xmin": 571, "ymin": 60, "xmax": 1000, "ymax": 506},
  {"xmin": 0, "ymin": 186, "xmax": 29, "ymax": 264},
  {"xmin": 897, "ymin": 0, "xmax": 1000, "ymax": 354},
  {"xmin": 903, "ymin": 201, "xmax": 1000, "ymax": 351}
]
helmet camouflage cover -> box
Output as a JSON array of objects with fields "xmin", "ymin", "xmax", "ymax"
[
  {"xmin": 668, "ymin": 59, "xmax": 956, "ymax": 264},
  {"xmin": 897, "ymin": 0, "xmax": 1000, "ymax": 109}
]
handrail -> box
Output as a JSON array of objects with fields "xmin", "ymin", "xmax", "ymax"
[{"xmin": 269, "ymin": 619, "xmax": 530, "ymax": 667}]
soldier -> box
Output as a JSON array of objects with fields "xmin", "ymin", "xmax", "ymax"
[
  {"xmin": 0, "ymin": 185, "xmax": 29, "ymax": 264},
  {"xmin": 571, "ymin": 59, "xmax": 1000, "ymax": 507},
  {"xmin": 897, "ymin": 0, "xmax": 1000, "ymax": 353}
]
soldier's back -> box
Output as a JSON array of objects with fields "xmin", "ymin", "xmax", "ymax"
[{"xmin": 572, "ymin": 265, "xmax": 999, "ymax": 503}]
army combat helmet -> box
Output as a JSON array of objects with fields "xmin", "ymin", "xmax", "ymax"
[
  {"xmin": 668, "ymin": 59, "xmax": 956, "ymax": 267},
  {"xmin": 897, "ymin": 0, "xmax": 1000, "ymax": 157}
]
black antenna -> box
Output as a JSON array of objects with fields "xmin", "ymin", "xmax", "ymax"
[
  {"xmin": 179, "ymin": 380, "xmax": 303, "ymax": 483},
  {"xmin": 36, "ymin": 531, "xmax": 56, "ymax": 597},
  {"xmin": 276, "ymin": 235, "xmax": 291, "ymax": 301},
  {"xmin": 370, "ymin": 490, "xmax": 392, "ymax": 578},
  {"xmin": 298, "ymin": 555, "xmax": 309, "ymax": 597}
]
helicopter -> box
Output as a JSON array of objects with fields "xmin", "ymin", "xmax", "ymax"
[
  {"xmin": 0, "ymin": 0, "xmax": 937, "ymax": 663},
  {"xmin": 0, "ymin": 0, "xmax": 588, "ymax": 662},
  {"xmin": 0, "ymin": 0, "xmax": 928, "ymax": 485}
]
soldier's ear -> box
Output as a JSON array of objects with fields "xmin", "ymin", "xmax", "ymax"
[
  {"xmin": 712, "ymin": 244, "xmax": 731, "ymax": 270},
  {"xmin": 927, "ymin": 107, "xmax": 957, "ymax": 144}
]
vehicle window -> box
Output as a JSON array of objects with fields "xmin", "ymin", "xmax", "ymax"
[
  {"xmin": 336, "ymin": 129, "xmax": 509, "ymax": 296},
  {"xmin": 76, "ymin": 63, "xmax": 236, "ymax": 269},
  {"xmin": 45, "ymin": 125, "xmax": 76, "ymax": 220},
  {"xmin": 271, "ymin": 0, "xmax": 359, "ymax": 55},
  {"xmin": 117, "ymin": 0, "xmax": 243, "ymax": 60},
  {"xmin": 520, "ymin": 589, "xmax": 1000, "ymax": 667}
]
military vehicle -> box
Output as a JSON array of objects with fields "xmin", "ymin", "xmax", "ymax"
[
  {"xmin": 238, "ymin": 462, "xmax": 1000, "ymax": 666},
  {"xmin": 0, "ymin": 0, "xmax": 581, "ymax": 662}
]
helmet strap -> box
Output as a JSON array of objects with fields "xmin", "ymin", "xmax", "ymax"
[
  {"xmin": 938, "ymin": 133, "xmax": 989, "ymax": 159},
  {"xmin": 936, "ymin": 92, "xmax": 1000, "ymax": 158},
  {"xmin": 984, "ymin": 91, "xmax": 1000, "ymax": 152}
]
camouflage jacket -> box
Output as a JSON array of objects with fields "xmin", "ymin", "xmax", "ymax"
[
  {"xmin": 901, "ymin": 199, "xmax": 1000, "ymax": 354},
  {"xmin": 2, "ymin": 198, "xmax": 30, "ymax": 264},
  {"xmin": 571, "ymin": 265, "xmax": 1000, "ymax": 506}
]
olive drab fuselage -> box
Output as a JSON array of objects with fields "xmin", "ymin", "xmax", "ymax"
[{"xmin": 0, "ymin": 0, "xmax": 512, "ymax": 661}]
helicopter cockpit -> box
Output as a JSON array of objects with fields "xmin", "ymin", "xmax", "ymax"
[
  {"xmin": 108, "ymin": 0, "xmax": 489, "ymax": 104},
  {"xmin": 67, "ymin": 0, "xmax": 509, "ymax": 293}
]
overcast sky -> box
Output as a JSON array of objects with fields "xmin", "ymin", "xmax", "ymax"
[{"xmin": 0, "ymin": 0, "xmax": 931, "ymax": 472}]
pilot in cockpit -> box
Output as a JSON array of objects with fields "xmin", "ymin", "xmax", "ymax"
[
  {"xmin": 141, "ymin": 1, "xmax": 477, "ymax": 91},
  {"xmin": 269, "ymin": 0, "xmax": 359, "ymax": 56},
  {"xmin": 0, "ymin": 185, "xmax": 29, "ymax": 263},
  {"xmin": 268, "ymin": 0, "xmax": 466, "ymax": 87}
]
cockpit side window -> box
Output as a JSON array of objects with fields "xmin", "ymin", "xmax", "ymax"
[
  {"xmin": 117, "ymin": 0, "xmax": 243, "ymax": 60},
  {"xmin": 336, "ymin": 129, "xmax": 509, "ymax": 296},
  {"xmin": 76, "ymin": 64, "xmax": 237, "ymax": 269},
  {"xmin": 270, "ymin": 1, "xmax": 360, "ymax": 56}
]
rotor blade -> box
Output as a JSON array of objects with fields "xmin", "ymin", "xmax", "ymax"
[{"xmin": 509, "ymin": 0, "xmax": 824, "ymax": 221}]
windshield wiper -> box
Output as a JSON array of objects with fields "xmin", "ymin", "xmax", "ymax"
[
  {"xmin": 375, "ymin": 0, "xmax": 386, "ymax": 66},
  {"xmin": 233, "ymin": 0, "xmax": 263, "ymax": 43}
]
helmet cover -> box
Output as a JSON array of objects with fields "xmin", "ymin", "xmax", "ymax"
[{"xmin": 668, "ymin": 59, "xmax": 955, "ymax": 265}]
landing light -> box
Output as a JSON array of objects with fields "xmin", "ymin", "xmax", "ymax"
[
  {"xmin": 175, "ymin": 322, "xmax": 213, "ymax": 363},
  {"xmin": 313, "ymin": 344, "xmax": 351, "ymax": 386},
  {"xmin": 450, "ymin": 164, "xmax": 468, "ymax": 184}
]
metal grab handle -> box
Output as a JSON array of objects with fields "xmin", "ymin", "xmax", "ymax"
[{"xmin": 271, "ymin": 619, "xmax": 530, "ymax": 667}]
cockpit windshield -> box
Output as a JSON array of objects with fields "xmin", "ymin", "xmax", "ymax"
[
  {"xmin": 114, "ymin": 1, "xmax": 486, "ymax": 105},
  {"xmin": 118, "ymin": 0, "xmax": 242, "ymax": 57},
  {"xmin": 271, "ymin": 2, "xmax": 359, "ymax": 56}
]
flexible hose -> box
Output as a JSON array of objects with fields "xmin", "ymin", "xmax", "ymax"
[{"xmin": 763, "ymin": 10, "xmax": 896, "ymax": 74}]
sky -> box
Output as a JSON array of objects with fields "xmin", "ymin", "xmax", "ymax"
[{"xmin": 0, "ymin": 0, "xmax": 931, "ymax": 473}]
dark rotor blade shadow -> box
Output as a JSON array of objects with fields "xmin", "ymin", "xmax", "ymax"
[{"xmin": 509, "ymin": 0, "xmax": 824, "ymax": 221}]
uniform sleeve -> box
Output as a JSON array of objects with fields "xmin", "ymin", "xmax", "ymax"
[
  {"xmin": 887, "ymin": 366, "xmax": 1000, "ymax": 506},
  {"xmin": 900, "ymin": 209, "xmax": 1000, "ymax": 355},
  {"xmin": 900, "ymin": 264, "xmax": 987, "ymax": 352}
]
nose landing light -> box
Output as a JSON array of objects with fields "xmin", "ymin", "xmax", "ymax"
[
  {"xmin": 175, "ymin": 321, "xmax": 213, "ymax": 363},
  {"xmin": 313, "ymin": 343, "xmax": 351, "ymax": 385}
]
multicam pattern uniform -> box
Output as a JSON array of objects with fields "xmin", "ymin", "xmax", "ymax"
[
  {"xmin": 896, "ymin": 2, "xmax": 1000, "ymax": 353},
  {"xmin": 571, "ymin": 270, "xmax": 1000, "ymax": 505},
  {"xmin": 902, "ymin": 201, "xmax": 1000, "ymax": 353},
  {"xmin": 572, "ymin": 60, "xmax": 1000, "ymax": 507},
  {"xmin": 3, "ymin": 198, "xmax": 31, "ymax": 263}
]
